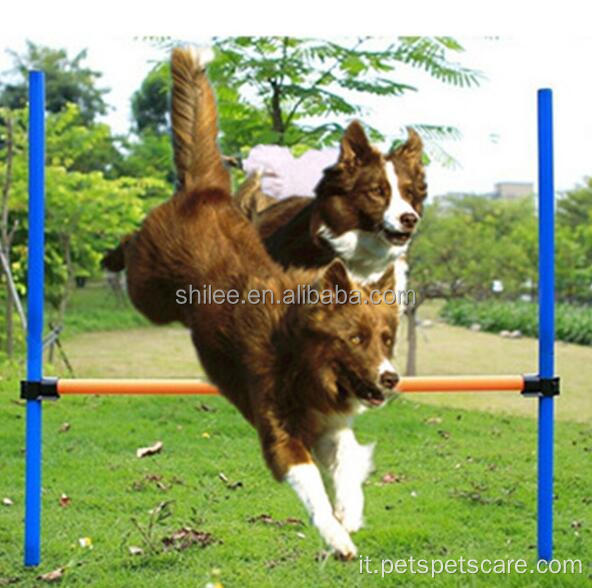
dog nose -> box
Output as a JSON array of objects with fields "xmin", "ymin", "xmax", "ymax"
[
  {"xmin": 400, "ymin": 213, "xmax": 418, "ymax": 230},
  {"xmin": 380, "ymin": 371, "xmax": 400, "ymax": 390}
]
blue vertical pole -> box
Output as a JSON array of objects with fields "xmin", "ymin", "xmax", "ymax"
[
  {"xmin": 537, "ymin": 88, "xmax": 554, "ymax": 562},
  {"xmin": 24, "ymin": 71, "xmax": 45, "ymax": 566}
]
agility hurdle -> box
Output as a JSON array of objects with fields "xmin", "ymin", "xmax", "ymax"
[{"xmin": 22, "ymin": 70, "xmax": 559, "ymax": 566}]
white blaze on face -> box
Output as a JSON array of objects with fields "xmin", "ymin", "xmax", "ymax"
[
  {"xmin": 383, "ymin": 161, "xmax": 418, "ymax": 233},
  {"xmin": 379, "ymin": 357, "xmax": 397, "ymax": 378}
]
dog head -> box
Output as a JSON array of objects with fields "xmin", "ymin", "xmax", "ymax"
[
  {"xmin": 300, "ymin": 260, "xmax": 399, "ymax": 409},
  {"xmin": 313, "ymin": 122, "xmax": 427, "ymax": 248}
]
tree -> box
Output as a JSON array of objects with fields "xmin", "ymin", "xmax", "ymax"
[
  {"xmin": 557, "ymin": 177, "xmax": 592, "ymax": 229},
  {"xmin": 1, "ymin": 103, "xmax": 169, "ymax": 346},
  {"xmin": 144, "ymin": 36, "xmax": 481, "ymax": 158},
  {"xmin": 131, "ymin": 62, "xmax": 169, "ymax": 134},
  {"xmin": 41, "ymin": 167, "xmax": 161, "ymax": 324},
  {"xmin": 556, "ymin": 179, "xmax": 592, "ymax": 302},
  {"xmin": 0, "ymin": 42, "xmax": 125, "ymax": 178},
  {"xmin": 115, "ymin": 131, "xmax": 175, "ymax": 185},
  {"xmin": 0, "ymin": 41, "xmax": 109, "ymax": 124},
  {"xmin": 210, "ymin": 37, "xmax": 480, "ymax": 151},
  {"xmin": 404, "ymin": 194, "xmax": 538, "ymax": 374},
  {"xmin": 0, "ymin": 107, "xmax": 27, "ymax": 357}
]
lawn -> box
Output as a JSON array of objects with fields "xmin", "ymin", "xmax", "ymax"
[{"xmin": 0, "ymin": 286, "xmax": 590, "ymax": 586}]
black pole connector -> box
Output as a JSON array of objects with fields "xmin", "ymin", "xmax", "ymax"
[
  {"xmin": 20, "ymin": 378, "xmax": 59, "ymax": 401},
  {"xmin": 522, "ymin": 374, "xmax": 560, "ymax": 397}
]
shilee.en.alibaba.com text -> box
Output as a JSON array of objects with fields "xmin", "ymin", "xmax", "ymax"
[{"xmin": 175, "ymin": 284, "xmax": 416, "ymax": 307}]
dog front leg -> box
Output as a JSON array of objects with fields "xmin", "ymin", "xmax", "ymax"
[
  {"xmin": 261, "ymin": 433, "xmax": 357, "ymax": 559},
  {"xmin": 317, "ymin": 428, "xmax": 375, "ymax": 534},
  {"xmin": 285, "ymin": 461, "xmax": 357, "ymax": 559}
]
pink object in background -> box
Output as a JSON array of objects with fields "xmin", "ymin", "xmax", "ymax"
[{"xmin": 243, "ymin": 145, "xmax": 339, "ymax": 198}]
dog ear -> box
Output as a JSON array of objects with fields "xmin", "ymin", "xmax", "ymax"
[
  {"xmin": 392, "ymin": 127, "xmax": 423, "ymax": 163},
  {"xmin": 339, "ymin": 121, "xmax": 373, "ymax": 169},
  {"xmin": 369, "ymin": 263, "xmax": 395, "ymax": 293},
  {"xmin": 390, "ymin": 128, "xmax": 427, "ymax": 213},
  {"xmin": 313, "ymin": 259, "xmax": 353, "ymax": 307}
]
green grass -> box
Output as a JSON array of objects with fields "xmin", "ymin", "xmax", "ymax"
[
  {"xmin": 56, "ymin": 282, "xmax": 149, "ymax": 338},
  {"xmin": 0, "ymin": 289, "xmax": 590, "ymax": 586},
  {"xmin": 1, "ymin": 377, "xmax": 590, "ymax": 586}
]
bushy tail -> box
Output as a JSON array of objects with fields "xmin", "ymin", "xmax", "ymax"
[{"xmin": 171, "ymin": 47, "xmax": 230, "ymax": 193}]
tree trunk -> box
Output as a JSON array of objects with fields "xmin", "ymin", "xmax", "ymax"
[
  {"xmin": 1, "ymin": 115, "xmax": 15, "ymax": 357},
  {"xmin": 405, "ymin": 305, "xmax": 418, "ymax": 376},
  {"xmin": 5, "ymin": 280, "xmax": 13, "ymax": 357},
  {"xmin": 58, "ymin": 235, "xmax": 74, "ymax": 326},
  {"xmin": 269, "ymin": 81, "xmax": 285, "ymax": 145}
]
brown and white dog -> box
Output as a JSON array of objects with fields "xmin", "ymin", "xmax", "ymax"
[
  {"xmin": 236, "ymin": 122, "xmax": 427, "ymax": 313},
  {"xmin": 110, "ymin": 47, "xmax": 401, "ymax": 559}
]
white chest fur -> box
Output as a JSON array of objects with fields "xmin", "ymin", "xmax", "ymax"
[{"xmin": 316, "ymin": 225, "xmax": 410, "ymax": 308}]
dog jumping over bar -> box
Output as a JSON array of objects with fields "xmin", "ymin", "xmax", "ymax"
[{"xmin": 108, "ymin": 47, "xmax": 401, "ymax": 559}]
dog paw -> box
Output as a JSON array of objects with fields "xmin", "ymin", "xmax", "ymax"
[
  {"xmin": 334, "ymin": 547, "xmax": 357, "ymax": 561},
  {"xmin": 332, "ymin": 535, "xmax": 357, "ymax": 561},
  {"xmin": 314, "ymin": 515, "xmax": 357, "ymax": 559},
  {"xmin": 334, "ymin": 504, "xmax": 364, "ymax": 534}
]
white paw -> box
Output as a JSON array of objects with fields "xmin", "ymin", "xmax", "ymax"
[
  {"xmin": 314, "ymin": 515, "xmax": 357, "ymax": 559},
  {"xmin": 335, "ymin": 504, "xmax": 364, "ymax": 533}
]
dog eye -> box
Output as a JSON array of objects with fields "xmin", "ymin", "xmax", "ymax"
[
  {"xmin": 383, "ymin": 334, "xmax": 393, "ymax": 347},
  {"xmin": 350, "ymin": 334, "xmax": 363, "ymax": 345}
]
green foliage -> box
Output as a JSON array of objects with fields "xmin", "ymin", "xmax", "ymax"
[
  {"xmin": 0, "ymin": 41, "xmax": 109, "ymax": 124},
  {"xmin": 409, "ymin": 188, "xmax": 592, "ymax": 306},
  {"xmin": 143, "ymin": 36, "xmax": 481, "ymax": 157},
  {"xmin": 0, "ymin": 104, "xmax": 168, "ymax": 324},
  {"xmin": 557, "ymin": 177, "xmax": 592, "ymax": 228},
  {"xmin": 441, "ymin": 298, "xmax": 592, "ymax": 345},
  {"xmin": 45, "ymin": 102, "xmax": 124, "ymax": 176},
  {"xmin": 131, "ymin": 62, "xmax": 170, "ymax": 134},
  {"xmin": 115, "ymin": 130, "xmax": 175, "ymax": 185},
  {"xmin": 408, "ymin": 194, "xmax": 538, "ymax": 303},
  {"xmin": 0, "ymin": 43, "xmax": 124, "ymax": 177}
]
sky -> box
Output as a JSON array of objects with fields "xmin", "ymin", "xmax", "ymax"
[{"xmin": 1, "ymin": 31, "xmax": 591, "ymax": 198}]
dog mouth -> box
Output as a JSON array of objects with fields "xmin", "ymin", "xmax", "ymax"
[
  {"xmin": 381, "ymin": 226, "xmax": 412, "ymax": 245},
  {"xmin": 338, "ymin": 371, "xmax": 386, "ymax": 408}
]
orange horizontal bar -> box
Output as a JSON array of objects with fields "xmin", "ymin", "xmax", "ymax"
[
  {"xmin": 56, "ymin": 375, "xmax": 524, "ymax": 396},
  {"xmin": 396, "ymin": 375, "xmax": 524, "ymax": 393},
  {"xmin": 57, "ymin": 378, "xmax": 219, "ymax": 396}
]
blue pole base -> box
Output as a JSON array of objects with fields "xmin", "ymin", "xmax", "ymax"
[{"xmin": 24, "ymin": 399, "xmax": 42, "ymax": 566}]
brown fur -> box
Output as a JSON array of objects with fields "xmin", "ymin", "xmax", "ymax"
[
  {"xmin": 101, "ymin": 233, "xmax": 133, "ymax": 272},
  {"xmin": 234, "ymin": 170, "xmax": 277, "ymax": 221},
  {"xmin": 118, "ymin": 48, "xmax": 399, "ymax": 485},
  {"xmin": 171, "ymin": 48, "xmax": 230, "ymax": 194},
  {"xmin": 388, "ymin": 128, "xmax": 428, "ymax": 216},
  {"xmin": 238, "ymin": 123, "xmax": 427, "ymax": 271}
]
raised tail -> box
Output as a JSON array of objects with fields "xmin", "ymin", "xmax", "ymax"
[{"xmin": 171, "ymin": 46, "xmax": 230, "ymax": 194}]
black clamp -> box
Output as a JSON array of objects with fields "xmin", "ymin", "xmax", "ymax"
[
  {"xmin": 20, "ymin": 378, "xmax": 59, "ymax": 401},
  {"xmin": 522, "ymin": 374, "xmax": 560, "ymax": 397}
]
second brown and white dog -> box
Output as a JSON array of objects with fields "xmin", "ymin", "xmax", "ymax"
[{"xmin": 236, "ymin": 122, "xmax": 427, "ymax": 314}]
